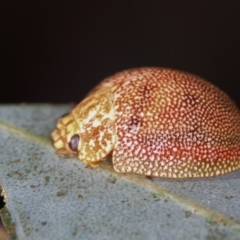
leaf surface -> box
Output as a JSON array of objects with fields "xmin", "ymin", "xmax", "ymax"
[{"xmin": 0, "ymin": 104, "xmax": 240, "ymax": 240}]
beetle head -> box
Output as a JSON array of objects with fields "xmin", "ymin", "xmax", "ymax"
[{"xmin": 51, "ymin": 113, "xmax": 81, "ymax": 156}]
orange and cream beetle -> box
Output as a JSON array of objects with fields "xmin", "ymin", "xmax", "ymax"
[{"xmin": 51, "ymin": 67, "xmax": 240, "ymax": 178}]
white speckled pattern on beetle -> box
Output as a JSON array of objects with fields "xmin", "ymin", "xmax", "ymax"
[{"xmin": 51, "ymin": 67, "xmax": 240, "ymax": 178}]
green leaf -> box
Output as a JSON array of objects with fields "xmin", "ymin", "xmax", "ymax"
[{"xmin": 0, "ymin": 104, "xmax": 240, "ymax": 240}]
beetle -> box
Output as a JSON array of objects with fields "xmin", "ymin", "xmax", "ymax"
[{"xmin": 51, "ymin": 67, "xmax": 240, "ymax": 178}]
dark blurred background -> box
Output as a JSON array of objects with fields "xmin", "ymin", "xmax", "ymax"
[{"xmin": 1, "ymin": 0, "xmax": 240, "ymax": 106}]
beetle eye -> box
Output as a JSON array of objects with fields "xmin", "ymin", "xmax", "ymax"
[{"xmin": 69, "ymin": 134, "xmax": 79, "ymax": 152}]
